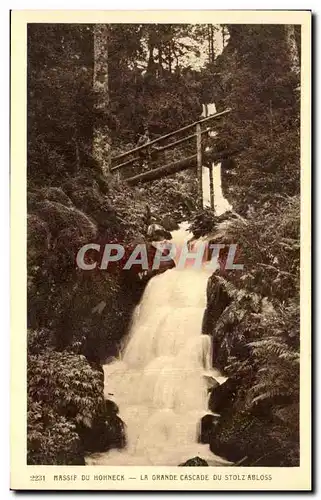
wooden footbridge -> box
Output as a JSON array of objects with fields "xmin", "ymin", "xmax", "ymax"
[{"xmin": 111, "ymin": 108, "xmax": 237, "ymax": 207}]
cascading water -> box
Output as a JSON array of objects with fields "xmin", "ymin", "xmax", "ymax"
[
  {"xmin": 202, "ymin": 162, "xmax": 233, "ymax": 215},
  {"xmin": 201, "ymin": 100, "xmax": 233, "ymax": 215},
  {"xmin": 87, "ymin": 223, "xmax": 228, "ymax": 466}
]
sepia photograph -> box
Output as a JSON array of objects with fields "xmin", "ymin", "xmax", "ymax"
[{"xmin": 10, "ymin": 10, "xmax": 311, "ymax": 491}]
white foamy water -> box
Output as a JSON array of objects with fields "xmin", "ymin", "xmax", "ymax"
[
  {"xmin": 202, "ymin": 162, "xmax": 233, "ymax": 216},
  {"xmin": 86, "ymin": 223, "xmax": 229, "ymax": 466},
  {"xmin": 201, "ymin": 101, "xmax": 233, "ymax": 216}
]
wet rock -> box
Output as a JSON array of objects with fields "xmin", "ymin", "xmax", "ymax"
[
  {"xmin": 147, "ymin": 223, "xmax": 172, "ymax": 241},
  {"xmin": 202, "ymin": 275, "xmax": 231, "ymax": 368},
  {"xmin": 208, "ymin": 378, "xmax": 237, "ymax": 415},
  {"xmin": 122, "ymin": 243, "xmax": 175, "ymax": 286},
  {"xmin": 199, "ymin": 414, "xmax": 220, "ymax": 444},
  {"xmin": 179, "ymin": 457, "xmax": 209, "ymax": 466},
  {"xmin": 149, "ymin": 242, "xmax": 176, "ymax": 275},
  {"xmin": 203, "ymin": 374, "xmax": 220, "ymax": 393},
  {"xmin": 104, "ymin": 399, "xmax": 119, "ymax": 416},
  {"xmin": 103, "ymin": 414, "xmax": 126, "ymax": 449}
]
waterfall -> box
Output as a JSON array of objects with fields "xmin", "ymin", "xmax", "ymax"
[
  {"xmin": 201, "ymin": 101, "xmax": 233, "ymax": 215},
  {"xmin": 87, "ymin": 223, "xmax": 228, "ymax": 466},
  {"xmin": 202, "ymin": 163, "xmax": 233, "ymax": 215}
]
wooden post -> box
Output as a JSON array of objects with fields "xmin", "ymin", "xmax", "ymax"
[
  {"xmin": 209, "ymin": 163, "xmax": 215, "ymax": 211},
  {"xmin": 196, "ymin": 124, "xmax": 203, "ymax": 207}
]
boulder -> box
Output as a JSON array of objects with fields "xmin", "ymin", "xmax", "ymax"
[
  {"xmin": 209, "ymin": 412, "xmax": 299, "ymax": 466},
  {"xmin": 34, "ymin": 200, "xmax": 97, "ymax": 240},
  {"xmin": 199, "ymin": 414, "xmax": 220, "ymax": 444},
  {"xmin": 104, "ymin": 399, "xmax": 119, "ymax": 416},
  {"xmin": 41, "ymin": 187, "xmax": 73, "ymax": 207},
  {"xmin": 203, "ymin": 275, "xmax": 231, "ymax": 333},
  {"xmin": 179, "ymin": 457, "xmax": 209, "ymax": 466},
  {"xmin": 210, "ymin": 439, "xmax": 244, "ymax": 464},
  {"xmin": 203, "ymin": 374, "xmax": 220, "ymax": 393},
  {"xmin": 150, "ymin": 242, "xmax": 176, "ymax": 275},
  {"xmin": 78, "ymin": 399, "xmax": 126, "ymax": 453},
  {"xmin": 123, "ymin": 242, "xmax": 176, "ymax": 281},
  {"xmin": 147, "ymin": 223, "xmax": 172, "ymax": 241},
  {"xmin": 208, "ymin": 378, "xmax": 237, "ymax": 415}
]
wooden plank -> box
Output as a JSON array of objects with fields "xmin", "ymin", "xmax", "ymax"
[
  {"xmin": 111, "ymin": 156, "xmax": 141, "ymax": 171},
  {"xmin": 110, "ymin": 108, "xmax": 231, "ymax": 163},
  {"xmin": 196, "ymin": 124, "xmax": 203, "ymax": 207},
  {"xmin": 156, "ymin": 127, "xmax": 211, "ymax": 153},
  {"xmin": 126, "ymin": 147, "xmax": 240, "ymax": 185},
  {"xmin": 127, "ymin": 153, "xmax": 199, "ymax": 185}
]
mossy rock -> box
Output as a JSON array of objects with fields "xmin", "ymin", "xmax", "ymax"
[
  {"xmin": 34, "ymin": 200, "xmax": 97, "ymax": 240},
  {"xmin": 41, "ymin": 187, "xmax": 73, "ymax": 207}
]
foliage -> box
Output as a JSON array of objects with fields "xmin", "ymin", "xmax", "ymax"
[
  {"xmin": 27, "ymin": 173, "xmax": 147, "ymax": 351},
  {"xmin": 205, "ymin": 196, "xmax": 300, "ymax": 465},
  {"xmin": 27, "ymin": 403, "xmax": 84, "ymax": 465},
  {"xmin": 28, "ymin": 349, "xmax": 104, "ymax": 424},
  {"xmin": 189, "ymin": 207, "xmax": 218, "ymax": 238},
  {"xmin": 212, "ymin": 195, "xmax": 300, "ymax": 302},
  {"xmin": 202, "ymin": 26, "xmax": 301, "ymax": 465},
  {"xmin": 215, "ymin": 25, "xmax": 300, "ymax": 214},
  {"xmin": 108, "ymin": 23, "xmax": 206, "ymax": 146},
  {"xmin": 141, "ymin": 172, "xmax": 198, "ymax": 223},
  {"xmin": 28, "ymin": 25, "xmax": 97, "ymax": 185},
  {"xmin": 27, "ymin": 330, "xmax": 105, "ymax": 464}
]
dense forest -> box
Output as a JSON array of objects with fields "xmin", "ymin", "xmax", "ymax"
[{"xmin": 27, "ymin": 23, "xmax": 300, "ymax": 466}]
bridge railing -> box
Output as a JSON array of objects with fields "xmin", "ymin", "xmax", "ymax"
[
  {"xmin": 110, "ymin": 107, "xmax": 235, "ymax": 208},
  {"xmin": 110, "ymin": 108, "xmax": 232, "ymax": 173}
]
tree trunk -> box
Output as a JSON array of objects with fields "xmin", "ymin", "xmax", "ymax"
[
  {"xmin": 210, "ymin": 25, "xmax": 215, "ymax": 63},
  {"xmin": 157, "ymin": 45, "xmax": 163, "ymax": 77},
  {"xmin": 208, "ymin": 25, "xmax": 215, "ymax": 63},
  {"xmin": 285, "ymin": 25, "xmax": 300, "ymax": 75},
  {"xmin": 196, "ymin": 124, "xmax": 203, "ymax": 207},
  {"xmin": 93, "ymin": 24, "xmax": 110, "ymax": 175},
  {"xmin": 168, "ymin": 42, "xmax": 172, "ymax": 73},
  {"xmin": 222, "ymin": 25, "xmax": 227, "ymax": 48},
  {"xmin": 147, "ymin": 29, "xmax": 156, "ymax": 76}
]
